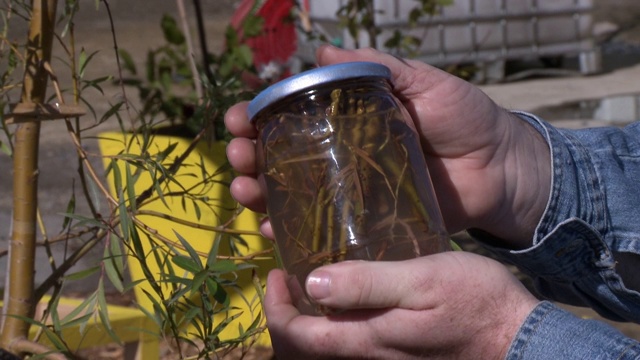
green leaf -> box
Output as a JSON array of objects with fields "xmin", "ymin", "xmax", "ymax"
[
  {"xmin": 58, "ymin": 212, "xmax": 107, "ymax": 229},
  {"xmin": 409, "ymin": 8, "xmax": 422, "ymax": 26},
  {"xmin": 212, "ymin": 311, "xmax": 240, "ymax": 337},
  {"xmin": 174, "ymin": 230, "xmax": 202, "ymax": 265},
  {"xmin": 192, "ymin": 199, "xmax": 202, "ymax": 221},
  {"xmin": 84, "ymin": 170, "xmax": 102, "ymax": 210},
  {"xmin": 167, "ymin": 284, "xmax": 192, "ymax": 305},
  {"xmin": 61, "ymin": 192, "xmax": 76, "ymax": 230},
  {"xmin": 245, "ymin": 307, "xmax": 263, "ymax": 332},
  {"xmin": 162, "ymin": 275, "xmax": 193, "ymax": 288},
  {"xmin": 234, "ymin": 44, "xmax": 253, "ymax": 69},
  {"xmin": 252, "ymin": 269, "xmax": 266, "ymax": 313},
  {"xmin": 171, "ymin": 254, "xmax": 202, "ymax": 273},
  {"xmin": 79, "ymin": 48, "xmax": 100, "ymax": 78},
  {"xmin": 110, "ymin": 159, "xmax": 122, "ymax": 194},
  {"xmin": 0, "ymin": 140, "xmax": 11, "ymax": 156},
  {"xmin": 97, "ymin": 279, "xmax": 121, "ymax": 344},
  {"xmin": 161, "ymin": 14, "xmax": 185, "ymax": 45},
  {"xmin": 211, "ymin": 278, "xmax": 229, "ymax": 305},
  {"xmin": 100, "ymin": 101, "xmax": 124, "ymax": 123},
  {"xmin": 383, "ymin": 30, "xmax": 402, "ymax": 49},
  {"xmin": 64, "ymin": 266, "xmax": 100, "ymax": 281},
  {"xmin": 118, "ymin": 193, "xmax": 130, "ymax": 241},
  {"xmin": 104, "ymin": 234, "xmax": 125, "ymax": 292},
  {"xmin": 242, "ymin": 15, "xmax": 264, "ymax": 38},
  {"xmin": 125, "ymin": 162, "xmax": 137, "ymax": 213},
  {"xmin": 7, "ymin": 42, "xmax": 18, "ymax": 73},
  {"xmin": 118, "ymin": 48, "xmax": 137, "ymax": 75},
  {"xmin": 60, "ymin": 292, "xmax": 96, "ymax": 325},
  {"xmin": 180, "ymin": 195, "xmax": 187, "ymax": 212},
  {"xmin": 9, "ymin": 314, "xmax": 67, "ymax": 350},
  {"xmin": 48, "ymin": 294, "xmax": 62, "ymax": 333},
  {"xmin": 205, "ymin": 278, "xmax": 221, "ymax": 303},
  {"xmin": 146, "ymin": 50, "xmax": 156, "ymax": 83},
  {"xmin": 206, "ymin": 236, "xmax": 222, "ymax": 269},
  {"xmin": 181, "ymin": 307, "xmax": 201, "ymax": 326},
  {"xmin": 190, "ymin": 270, "xmax": 210, "ymax": 295},
  {"xmin": 58, "ymin": 313, "xmax": 95, "ymax": 331},
  {"xmin": 450, "ymin": 239, "xmax": 463, "ymax": 251},
  {"xmin": 81, "ymin": 75, "xmax": 112, "ymax": 94},
  {"xmin": 209, "ymin": 259, "xmax": 237, "ymax": 274},
  {"xmin": 153, "ymin": 178, "xmax": 169, "ymax": 209},
  {"xmin": 155, "ymin": 141, "xmax": 178, "ymax": 163},
  {"xmin": 135, "ymin": 292, "xmax": 163, "ymax": 328}
]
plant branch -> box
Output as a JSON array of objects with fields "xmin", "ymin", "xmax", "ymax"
[
  {"xmin": 192, "ymin": 0, "xmax": 212, "ymax": 83},
  {"xmin": 101, "ymin": 0, "xmax": 135, "ymax": 129},
  {"xmin": 175, "ymin": 0, "xmax": 202, "ymax": 100}
]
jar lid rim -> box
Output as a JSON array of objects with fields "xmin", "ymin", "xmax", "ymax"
[{"xmin": 247, "ymin": 62, "xmax": 391, "ymax": 121}]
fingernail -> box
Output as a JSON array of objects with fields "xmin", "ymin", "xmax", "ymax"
[{"xmin": 306, "ymin": 271, "xmax": 331, "ymax": 300}]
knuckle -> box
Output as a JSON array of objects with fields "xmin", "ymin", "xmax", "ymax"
[{"xmin": 334, "ymin": 262, "xmax": 377, "ymax": 306}]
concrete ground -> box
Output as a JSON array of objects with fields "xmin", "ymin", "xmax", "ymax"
[{"xmin": 2, "ymin": 0, "xmax": 640, "ymax": 356}]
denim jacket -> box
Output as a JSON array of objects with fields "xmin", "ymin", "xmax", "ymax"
[{"xmin": 472, "ymin": 112, "xmax": 640, "ymax": 359}]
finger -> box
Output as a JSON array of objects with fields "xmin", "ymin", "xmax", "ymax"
[
  {"xmin": 305, "ymin": 256, "xmax": 450, "ymax": 310},
  {"xmin": 230, "ymin": 176, "xmax": 266, "ymax": 213},
  {"xmin": 259, "ymin": 218, "xmax": 274, "ymax": 239},
  {"xmin": 315, "ymin": 45, "xmax": 449, "ymax": 98},
  {"xmin": 227, "ymin": 137, "xmax": 256, "ymax": 176},
  {"xmin": 224, "ymin": 102, "xmax": 257, "ymax": 138},
  {"xmin": 265, "ymin": 270, "xmax": 381, "ymax": 358},
  {"xmin": 264, "ymin": 269, "xmax": 306, "ymax": 356},
  {"xmin": 265, "ymin": 269, "xmax": 298, "ymax": 319}
]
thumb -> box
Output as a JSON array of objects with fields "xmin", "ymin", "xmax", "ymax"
[
  {"xmin": 315, "ymin": 44, "xmax": 392, "ymax": 66},
  {"xmin": 314, "ymin": 45, "xmax": 451, "ymax": 97},
  {"xmin": 315, "ymin": 45, "xmax": 410, "ymax": 86},
  {"xmin": 304, "ymin": 257, "xmax": 446, "ymax": 310}
]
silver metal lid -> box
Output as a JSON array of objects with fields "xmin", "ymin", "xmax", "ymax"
[{"xmin": 247, "ymin": 62, "xmax": 391, "ymax": 121}]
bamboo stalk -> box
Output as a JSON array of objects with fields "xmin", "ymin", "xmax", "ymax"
[{"xmin": 0, "ymin": 0, "xmax": 58, "ymax": 354}]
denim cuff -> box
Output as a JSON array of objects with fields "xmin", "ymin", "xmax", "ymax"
[
  {"xmin": 470, "ymin": 112, "xmax": 640, "ymax": 322},
  {"xmin": 506, "ymin": 301, "xmax": 640, "ymax": 360}
]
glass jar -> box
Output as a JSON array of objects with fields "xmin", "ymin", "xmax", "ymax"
[{"xmin": 248, "ymin": 62, "xmax": 450, "ymax": 315}]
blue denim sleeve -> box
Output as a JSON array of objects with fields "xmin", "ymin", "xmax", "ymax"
[
  {"xmin": 506, "ymin": 301, "xmax": 640, "ymax": 360},
  {"xmin": 469, "ymin": 112, "xmax": 640, "ymax": 359}
]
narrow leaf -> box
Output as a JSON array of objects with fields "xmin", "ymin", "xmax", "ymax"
[
  {"xmin": 61, "ymin": 192, "xmax": 76, "ymax": 230},
  {"xmin": 60, "ymin": 292, "xmax": 96, "ymax": 325},
  {"xmin": 118, "ymin": 48, "xmax": 137, "ymax": 74},
  {"xmin": 64, "ymin": 266, "xmax": 100, "ymax": 281},
  {"xmin": 100, "ymin": 101, "xmax": 124, "ymax": 123},
  {"xmin": 104, "ymin": 236, "xmax": 125, "ymax": 292},
  {"xmin": 171, "ymin": 255, "xmax": 202, "ymax": 273},
  {"xmin": 125, "ymin": 162, "xmax": 137, "ymax": 213},
  {"xmin": 173, "ymin": 230, "xmax": 202, "ymax": 265},
  {"xmin": 210, "ymin": 259, "xmax": 237, "ymax": 274},
  {"xmin": 97, "ymin": 280, "xmax": 121, "ymax": 343}
]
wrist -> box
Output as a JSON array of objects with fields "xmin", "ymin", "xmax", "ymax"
[
  {"xmin": 465, "ymin": 263, "xmax": 541, "ymax": 359},
  {"xmin": 479, "ymin": 110, "xmax": 551, "ymax": 249}
]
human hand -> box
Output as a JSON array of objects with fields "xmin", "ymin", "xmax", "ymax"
[
  {"xmin": 225, "ymin": 45, "xmax": 551, "ymax": 248},
  {"xmin": 264, "ymin": 251, "xmax": 540, "ymax": 359}
]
